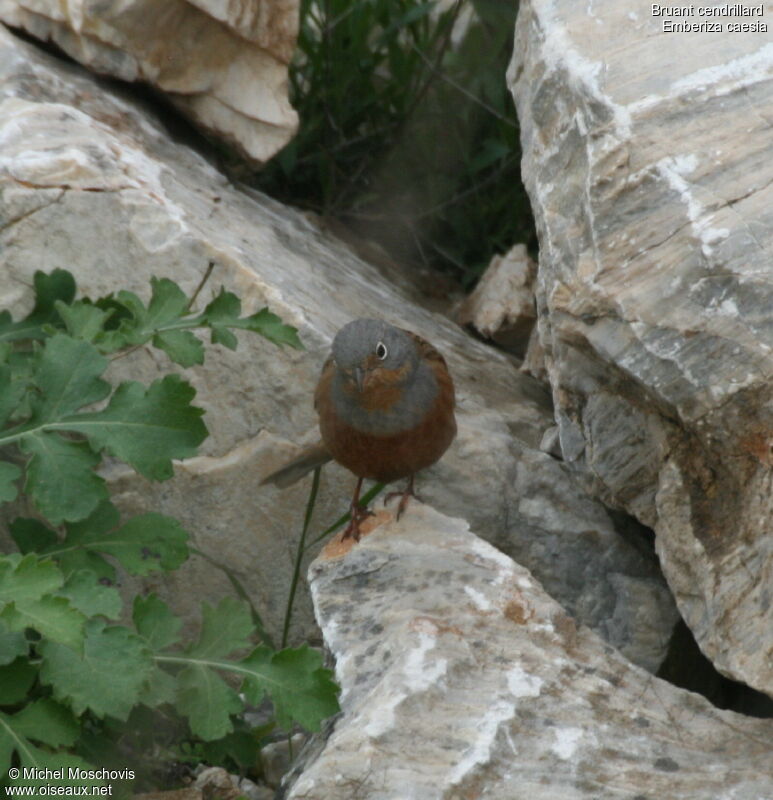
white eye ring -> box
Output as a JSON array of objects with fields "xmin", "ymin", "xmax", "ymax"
[{"xmin": 375, "ymin": 341, "xmax": 388, "ymax": 360}]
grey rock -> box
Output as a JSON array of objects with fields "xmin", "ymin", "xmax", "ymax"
[
  {"xmin": 510, "ymin": 0, "xmax": 773, "ymax": 694},
  {"xmin": 193, "ymin": 767, "xmax": 273, "ymax": 800},
  {"xmin": 520, "ymin": 316, "xmax": 548, "ymax": 381},
  {"xmin": 285, "ymin": 504, "xmax": 773, "ymax": 799},
  {"xmin": 237, "ymin": 780, "xmax": 273, "ymax": 800},
  {"xmin": 0, "ymin": 26, "xmax": 676, "ymax": 666},
  {"xmin": 538, "ymin": 424, "xmax": 561, "ymax": 458},
  {"xmin": 455, "ymin": 243, "xmax": 537, "ymax": 357},
  {"xmin": 0, "ymin": 0, "xmax": 299, "ymax": 164},
  {"xmin": 260, "ymin": 734, "xmax": 307, "ymax": 789}
]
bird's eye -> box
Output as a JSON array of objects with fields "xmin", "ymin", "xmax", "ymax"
[{"xmin": 375, "ymin": 341, "xmax": 388, "ymax": 360}]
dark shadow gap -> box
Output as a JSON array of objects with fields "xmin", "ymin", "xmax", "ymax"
[{"xmin": 657, "ymin": 619, "xmax": 773, "ymax": 719}]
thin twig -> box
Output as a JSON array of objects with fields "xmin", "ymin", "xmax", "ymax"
[{"xmin": 187, "ymin": 260, "xmax": 216, "ymax": 312}]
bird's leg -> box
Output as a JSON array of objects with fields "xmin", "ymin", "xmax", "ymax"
[
  {"xmin": 342, "ymin": 477, "xmax": 373, "ymax": 541},
  {"xmin": 385, "ymin": 474, "xmax": 419, "ymax": 520}
]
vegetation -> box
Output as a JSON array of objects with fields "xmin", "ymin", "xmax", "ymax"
[
  {"xmin": 256, "ymin": 0, "xmax": 536, "ymax": 287},
  {"xmin": 0, "ymin": 270, "xmax": 340, "ymax": 792}
]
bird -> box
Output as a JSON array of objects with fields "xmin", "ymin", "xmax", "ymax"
[{"xmin": 261, "ymin": 319, "xmax": 457, "ymax": 541}]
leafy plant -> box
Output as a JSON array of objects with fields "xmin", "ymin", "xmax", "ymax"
[
  {"xmin": 255, "ymin": 0, "xmax": 535, "ymax": 287},
  {"xmin": 0, "ymin": 269, "xmax": 339, "ymax": 790}
]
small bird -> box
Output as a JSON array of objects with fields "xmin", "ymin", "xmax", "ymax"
[{"xmin": 262, "ymin": 319, "xmax": 457, "ymax": 540}]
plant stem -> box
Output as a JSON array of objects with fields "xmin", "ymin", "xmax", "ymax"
[{"xmin": 281, "ymin": 466, "xmax": 322, "ymax": 648}]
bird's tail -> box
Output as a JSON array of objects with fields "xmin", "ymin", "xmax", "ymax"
[{"xmin": 260, "ymin": 442, "xmax": 332, "ymax": 488}]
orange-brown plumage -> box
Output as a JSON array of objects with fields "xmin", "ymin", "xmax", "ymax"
[
  {"xmin": 262, "ymin": 320, "xmax": 457, "ymax": 540},
  {"xmin": 315, "ymin": 332, "xmax": 456, "ymax": 483}
]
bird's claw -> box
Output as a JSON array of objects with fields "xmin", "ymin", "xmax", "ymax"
[
  {"xmin": 341, "ymin": 504, "xmax": 374, "ymax": 542},
  {"xmin": 384, "ymin": 477, "xmax": 419, "ymax": 520}
]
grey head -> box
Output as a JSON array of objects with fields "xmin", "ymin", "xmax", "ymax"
[
  {"xmin": 330, "ymin": 318, "xmax": 437, "ymax": 435},
  {"xmin": 332, "ymin": 319, "xmax": 419, "ymax": 379}
]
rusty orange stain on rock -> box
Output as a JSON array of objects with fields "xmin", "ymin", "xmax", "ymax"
[{"xmin": 320, "ymin": 509, "xmax": 393, "ymax": 559}]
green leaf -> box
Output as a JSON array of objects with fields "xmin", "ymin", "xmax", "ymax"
[
  {"xmin": 0, "ymin": 657, "xmax": 37, "ymax": 704},
  {"xmin": 199, "ymin": 728, "xmax": 266, "ymax": 771},
  {"xmin": 152, "ymin": 330, "xmax": 205, "ymax": 368},
  {"xmin": 241, "ymin": 644, "xmax": 340, "ymax": 731},
  {"xmin": 63, "ymin": 374, "xmax": 207, "ymax": 481},
  {"xmin": 20, "ymin": 434, "xmax": 106, "ymax": 524},
  {"xmin": 110, "ymin": 278, "xmax": 189, "ymax": 348},
  {"xmin": 0, "ymin": 554, "xmax": 63, "ymax": 604},
  {"xmin": 237, "ymin": 308, "xmax": 303, "ymax": 349},
  {"xmin": 53, "ymin": 501, "xmax": 119, "ymax": 581},
  {"xmin": 1, "ymin": 595, "xmax": 85, "ymax": 651},
  {"xmin": 110, "ymin": 513, "xmax": 189, "ymax": 574},
  {"xmin": 54, "ymin": 300, "xmax": 115, "ymax": 343},
  {"xmin": 11, "ymin": 699, "xmax": 79, "ymax": 748},
  {"xmin": 210, "ymin": 327, "xmax": 238, "ymax": 350},
  {"xmin": 55, "ymin": 549, "xmax": 115, "ymax": 583},
  {"xmin": 30, "ymin": 270, "xmax": 77, "ymax": 322},
  {"xmin": 138, "ymin": 278, "xmax": 189, "ymax": 332},
  {"xmin": 202, "ymin": 290, "xmax": 303, "ymax": 350},
  {"xmin": 137, "ymin": 665, "xmax": 176, "ymax": 708},
  {"xmin": 60, "ymin": 570, "xmax": 122, "ymax": 619},
  {"xmin": 0, "ymin": 720, "xmax": 11, "ymax": 776},
  {"xmin": 185, "ymin": 597, "xmax": 253, "ymax": 660},
  {"xmin": 0, "ymin": 728, "xmax": 94, "ymax": 787},
  {"xmin": 0, "ymin": 620, "xmax": 28, "ymax": 666},
  {"xmin": 10, "ymin": 517, "xmax": 59, "ymax": 555},
  {"xmin": 61, "ymin": 508, "xmax": 189, "ymax": 577},
  {"xmin": 29, "ymin": 334, "xmax": 110, "ymax": 421},
  {"xmin": 0, "ymin": 269, "xmax": 75, "ymax": 343},
  {"xmin": 133, "ymin": 594, "xmax": 181, "ymax": 652},
  {"xmin": 201, "ymin": 289, "xmax": 240, "ymax": 324},
  {"xmin": 175, "ymin": 664, "xmax": 241, "ymax": 741},
  {"xmin": 0, "ymin": 364, "xmax": 26, "ymax": 428},
  {"xmin": 0, "ymin": 461, "xmax": 21, "ymax": 503},
  {"xmin": 40, "ymin": 619, "xmax": 153, "ymax": 720}
]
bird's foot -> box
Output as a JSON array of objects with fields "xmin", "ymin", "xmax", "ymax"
[
  {"xmin": 341, "ymin": 504, "xmax": 374, "ymax": 542},
  {"xmin": 384, "ymin": 476, "xmax": 419, "ymax": 520}
]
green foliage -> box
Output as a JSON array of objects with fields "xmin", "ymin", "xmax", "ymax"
[
  {"xmin": 0, "ymin": 270, "xmax": 338, "ymax": 790},
  {"xmin": 255, "ymin": 0, "xmax": 535, "ymax": 287}
]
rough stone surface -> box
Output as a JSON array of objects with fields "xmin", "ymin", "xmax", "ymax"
[
  {"xmin": 284, "ymin": 504, "xmax": 773, "ymax": 800},
  {"xmin": 0, "ymin": 0, "xmax": 298, "ymax": 164},
  {"xmin": 0, "ymin": 27, "xmax": 677, "ymax": 663},
  {"xmin": 455, "ymin": 242, "xmax": 536, "ymax": 356},
  {"xmin": 510, "ymin": 0, "xmax": 773, "ymax": 695},
  {"xmin": 520, "ymin": 317, "xmax": 548, "ymax": 381}
]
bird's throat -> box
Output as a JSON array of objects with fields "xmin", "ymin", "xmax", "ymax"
[{"xmin": 332, "ymin": 362, "xmax": 438, "ymax": 436}]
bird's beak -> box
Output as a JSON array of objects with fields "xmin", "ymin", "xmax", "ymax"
[{"xmin": 354, "ymin": 366, "xmax": 364, "ymax": 392}]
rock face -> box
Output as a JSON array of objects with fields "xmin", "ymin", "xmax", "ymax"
[
  {"xmin": 0, "ymin": 26, "xmax": 679, "ymax": 663},
  {"xmin": 0, "ymin": 0, "xmax": 299, "ymax": 164},
  {"xmin": 510, "ymin": 0, "xmax": 773, "ymax": 696},
  {"xmin": 284, "ymin": 504, "xmax": 773, "ymax": 800},
  {"xmin": 455, "ymin": 242, "xmax": 537, "ymax": 357}
]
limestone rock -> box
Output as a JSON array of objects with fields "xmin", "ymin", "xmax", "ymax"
[
  {"xmin": 510, "ymin": 0, "xmax": 773, "ymax": 695},
  {"xmin": 456, "ymin": 242, "xmax": 536, "ymax": 356},
  {"xmin": 520, "ymin": 316, "xmax": 548, "ymax": 381},
  {"xmin": 0, "ymin": 26, "xmax": 676, "ymax": 663},
  {"xmin": 0, "ymin": 0, "xmax": 298, "ymax": 164},
  {"xmin": 260, "ymin": 734, "xmax": 307, "ymax": 790},
  {"xmin": 284, "ymin": 504, "xmax": 773, "ymax": 799}
]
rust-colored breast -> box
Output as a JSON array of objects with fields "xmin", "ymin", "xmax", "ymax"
[{"xmin": 314, "ymin": 338, "xmax": 456, "ymax": 483}]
